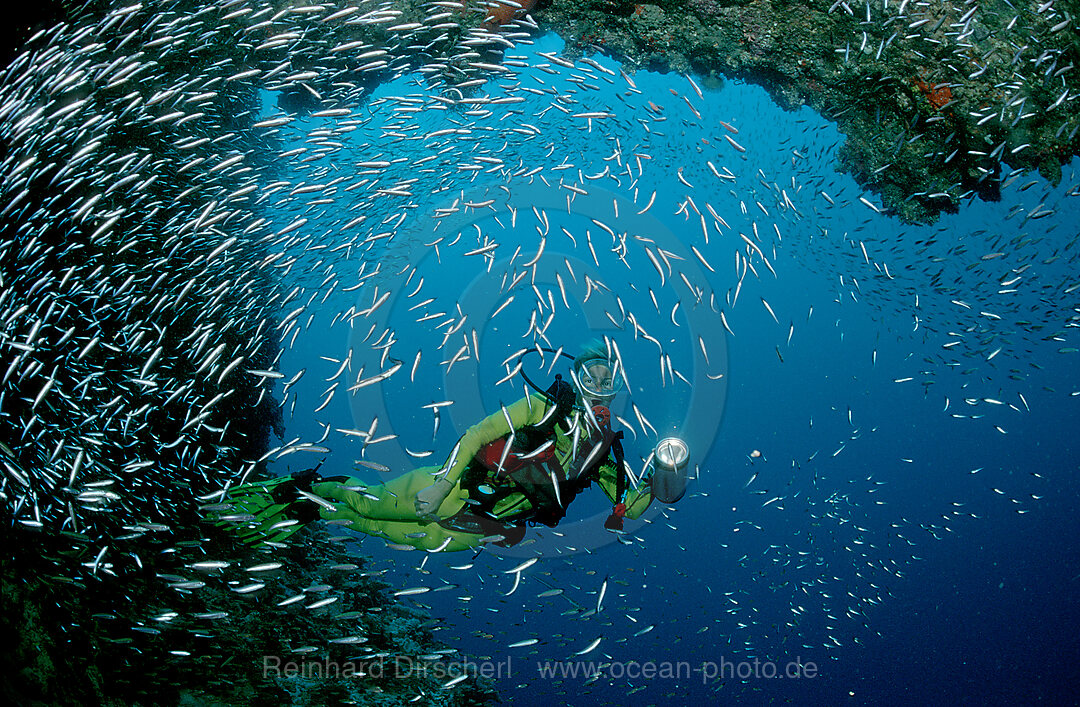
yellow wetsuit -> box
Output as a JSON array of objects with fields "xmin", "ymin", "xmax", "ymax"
[{"xmin": 307, "ymin": 393, "xmax": 652, "ymax": 551}]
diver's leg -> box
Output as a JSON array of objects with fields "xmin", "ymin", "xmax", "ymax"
[
  {"xmin": 313, "ymin": 467, "xmax": 465, "ymax": 522},
  {"xmin": 320, "ymin": 509, "xmax": 481, "ymax": 552}
]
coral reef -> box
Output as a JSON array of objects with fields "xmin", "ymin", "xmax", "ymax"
[
  {"xmin": 536, "ymin": 0, "xmax": 1080, "ymax": 221},
  {"xmin": 2, "ymin": 521, "xmax": 496, "ymax": 706},
  {"xmin": 0, "ymin": 3, "xmax": 498, "ymax": 705}
]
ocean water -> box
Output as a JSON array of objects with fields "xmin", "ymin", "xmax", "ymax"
[
  {"xmin": 267, "ymin": 32, "xmax": 1080, "ymax": 705},
  {"xmin": 4, "ymin": 5, "xmax": 1079, "ymax": 703}
]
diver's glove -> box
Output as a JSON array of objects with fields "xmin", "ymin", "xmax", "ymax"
[
  {"xmin": 604, "ymin": 503, "xmax": 626, "ymax": 531},
  {"xmin": 415, "ymin": 476, "xmax": 455, "ymax": 519}
]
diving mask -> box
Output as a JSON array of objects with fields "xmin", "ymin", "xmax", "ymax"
[{"xmin": 574, "ymin": 357, "xmax": 624, "ymax": 404}]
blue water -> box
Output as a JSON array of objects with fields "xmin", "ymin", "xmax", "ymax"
[{"xmin": 263, "ymin": 33, "xmax": 1080, "ymax": 705}]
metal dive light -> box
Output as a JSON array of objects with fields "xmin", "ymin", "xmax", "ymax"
[{"xmin": 650, "ymin": 436, "xmax": 689, "ymax": 503}]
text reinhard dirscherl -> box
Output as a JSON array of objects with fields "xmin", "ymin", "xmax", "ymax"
[{"xmin": 263, "ymin": 655, "xmax": 819, "ymax": 685}]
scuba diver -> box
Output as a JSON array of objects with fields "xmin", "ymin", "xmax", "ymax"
[{"xmin": 220, "ymin": 340, "xmax": 688, "ymax": 552}]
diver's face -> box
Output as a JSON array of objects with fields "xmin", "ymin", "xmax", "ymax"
[
  {"xmin": 584, "ymin": 362, "xmax": 614, "ymax": 398},
  {"xmin": 579, "ymin": 361, "xmax": 617, "ymax": 406}
]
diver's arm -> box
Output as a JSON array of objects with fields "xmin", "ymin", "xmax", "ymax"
[
  {"xmin": 415, "ymin": 393, "xmax": 549, "ymax": 515},
  {"xmin": 597, "ymin": 459, "xmax": 652, "ymax": 520}
]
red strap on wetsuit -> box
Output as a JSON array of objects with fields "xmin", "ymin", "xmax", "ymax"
[{"xmin": 476, "ymin": 436, "xmax": 556, "ymax": 474}]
